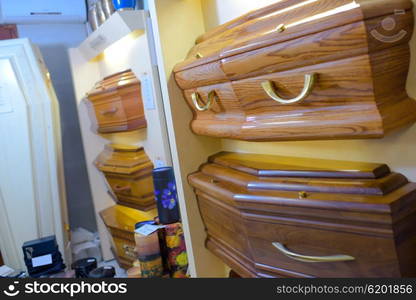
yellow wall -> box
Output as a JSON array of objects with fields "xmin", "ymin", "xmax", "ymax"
[{"xmin": 201, "ymin": 0, "xmax": 416, "ymax": 181}]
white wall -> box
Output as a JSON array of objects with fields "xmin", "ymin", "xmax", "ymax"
[
  {"xmin": 17, "ymin": 24, "xmax": 98, "ymax": 232},
  {"xmin": 200, "ymin": 0, "xmax": 416, "ymax": 182},
  {"xmin": 201, "ymin": 0, "xmax": 280, "ymax": 30}
]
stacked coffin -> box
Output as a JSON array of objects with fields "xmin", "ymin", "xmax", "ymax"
[
  {"xmin": 189, "ymin": 152, "xmax": 416, "ymax": 278},
  {"xmin": 86, "ymin": 69, "xmax": 147, "ymax": 134},
  {"xmin": 174, "ymin": 0, "xmax": 416, "ymax": 141}
]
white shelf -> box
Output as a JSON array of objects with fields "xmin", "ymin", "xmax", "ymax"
[{"xmin": 78, "ymin": 10, "xmax": 147, "ymax": 61}]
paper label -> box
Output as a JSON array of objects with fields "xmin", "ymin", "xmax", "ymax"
[
  {"xmin": 141, "ymin": 75, "xmax": 156, "ymax": 110},
  {"xmin": 135, "ymin": 224, "xmax": 165, "ymax": 236},
  {"xmin": 0, "ymin": 86, "xmax": 13, "ymax": 114},
  {"xmin": 32, "ymin": 254, "xmax": 52, "ymax": 268}
]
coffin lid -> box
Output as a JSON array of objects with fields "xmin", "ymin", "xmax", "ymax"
[
  {"xmin": 209, "ymin": 152, "xmax": 390, "ymax": 179},
  {"xmin": 87, "ymin": 69, "xmax": 140, "ymax": 98},
  {"xmin": 95, "ymin": 144, "xmax": 153, "ymax": 175},
  {"xmin": 204, "ymin": 152, "xmax": 409, "ymax": 197},
  {"xmin": 174, "ymin": 0, "xmax": 413, "ymax": 73},
  {"xmin": 190, "ymin": 152, "xmax": 416, "ymax": 235},
  {"xmin": 100, "ymin": 205, "xmax": 157, "ymax": 233}
]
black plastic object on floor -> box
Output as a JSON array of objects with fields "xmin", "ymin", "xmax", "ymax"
[
  {"xmin": 22, "ymin": 235, "xmax": 66, "ymax": 278},
  {"xmin": 152, "ymin": 167, "xmax": 180, "ymax": 224},
  {"xmin": 71, "ymin": 258, "xmax": 97, "ymax": 278},
  {"xmin": 88, "ymin": 266, "xmax": 116, "ymax": 278}
]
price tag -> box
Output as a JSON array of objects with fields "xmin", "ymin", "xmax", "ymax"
[
  {"xmin": 32, "ymin": 254, "xmax": 52, "ymax": 267},
  {"xmin": 135, "ymin": 224, "xmax": 165, "ymax": 236},
  {"xmin": 141, "ymin": 75, "xmax": 156, "ymax": 110}
]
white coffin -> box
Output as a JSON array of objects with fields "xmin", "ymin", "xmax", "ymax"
[{"xmin": 0, "ymin": 38, "xmax": 69, "ymax": 271}]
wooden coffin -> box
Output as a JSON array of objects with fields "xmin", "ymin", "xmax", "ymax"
[
  {"xmin": 100, "ymin": 205, "xmax": 157, "ymax": 269},
  {"xmin": 188, "ymin": 152, "xmax": 416, "ymax": 278},
  {"xmin": 95, "ymin": 144, "xmax": 156, "ymax": 211},
  {"xmin": 174, "ymin": 0, "xmax": 416, "ymax": 141},
  {"xmin": 86, "ymin": 69, "xmax": 146, "ymax": 133}
]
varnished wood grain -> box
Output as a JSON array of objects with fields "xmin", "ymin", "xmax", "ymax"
[
  {"xmin": 95, "ymin": 144, "xmax": 156, "ymax": 211},
  {"xmin": 208, "ymin": 152, "xmax": 390, "ymax": 178},
  {"xmin": 174, "ymin": 0, "xmax": 416, "ymax": 141},
  {"xmin": 247, "ymin": 219, "xmax": 400, "ymax": 278},
  {"xmin": 206, "ymin": 235, "xmax": 257, "ymax": 278},
  {"xmin": 200, "ymin": 163, "xmax": 407, "ymax": 196},
  {"xmin": 184, "ymin": 53, "xmax": 384, "ymax": 141},
  {"xmin": 195, "ymin": 0, "xmax": 302, "ymax": 45},
  {"xmin": 195, "ymin": 0, "xmax": 413, "ymax": 45},
  {"xmin": 100, "ymin": 205, "xmax": 157, "ymax": 269},
  {"xmin": 176, "ymin": 0, "xmax": 359, "ymax": 71},
  {"xmin": 188, "ymin": 152, "xmax": 416, "ymax": 277},
  {"xmin": 86, "ymin": 70, "xmax": 147, "ymax": 134}
]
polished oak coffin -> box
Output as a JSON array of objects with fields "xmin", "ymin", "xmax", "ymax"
[
  {"xmin": 95, "ymin": 144, "xmax": 156, "ymax": 211},
  {"xmin": 174, "ymin": 0, "xmax": 416, "ymax": 141},
  {"xmin": 188, "ymin": 152, "xmax": 416, "ymax": 277},
  {"xmin": 100, "ymin": 205, "xmax": 157, "ymax": 269},
  {"xmin": 86, "ymin": 69, "xmax": 146, "ymax": 133}
]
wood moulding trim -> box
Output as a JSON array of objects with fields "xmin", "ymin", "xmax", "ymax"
[{"xmin": 206, "ymin": 236, "xmax": 257, "ymax": 278}]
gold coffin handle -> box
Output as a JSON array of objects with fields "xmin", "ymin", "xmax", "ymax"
[
  {"xmin": 272, "ymin": 242, "xmax": 355, "ymax": 263},
  {"xmin": 123, "ymin": 244, "xmax": 136, "ymax": 258},
  {"xmin": 191, "ymin": 91, "xmax": 217, "ymax": 112},
  {"xmin": 261, "ymin": 73, "xmax": 317, "ymax": 105},
  {"xmin": 113, "ymin": 185, "xmax": 131, "ymax": 193},
  {"xmin": 100, "ymin": 107, "xmax": 118, "ymax": 115}
]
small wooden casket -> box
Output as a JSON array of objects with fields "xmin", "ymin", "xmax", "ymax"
[
  {"xmin": 95, "ymin": 144, "xmax": 156, "ymax": 211},
  {"xmin": 174, "ymin": 0, "xmax": 416, "ymax": 141},
  {"xmin": 100, "ymin": 205, "xmax": 157, "ymax": 269},
  {"xmin": 188, "ymin": 152, "xmax": 416, "ymax": 277},
  {"xmin": 86, "ymin": 69, "xmax": 147, "ymax": 134}
]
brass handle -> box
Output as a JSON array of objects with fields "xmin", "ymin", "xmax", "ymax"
[
  {"xmin": 191, "ymin": 91, "xmax": 217, "ymax": 112},
  {"xmin": 100, "ymin": 107, "xmax": 118, "ymax": 115},
  {"xmin": 272, "ymin": 242, "xmax": 355, "ymax": 263},
  {"xmin": 261, "ymin": 73, "xmax": 317, "ymax": 105},
  {"xmin": 123, "ymin": 245, "xmax": 136, "ymax": 258},
  {"xmin": 114, "ymin": 185, "xmax": 131, "ymax": 193}
]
